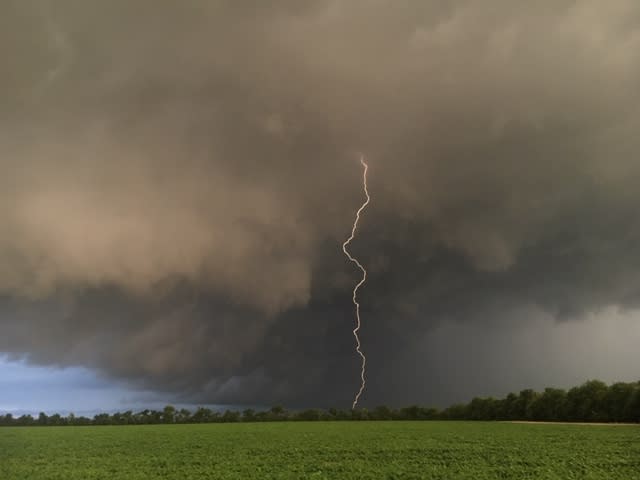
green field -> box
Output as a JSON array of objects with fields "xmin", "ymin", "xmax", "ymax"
[{"xmin": 1, "ymin": 421, "xmax": 639, "ymax": 479}]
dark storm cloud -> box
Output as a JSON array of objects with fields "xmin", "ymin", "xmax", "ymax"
[{"xmin": 2, "ymin": 0, "xmax": 640, "ymax": 406}]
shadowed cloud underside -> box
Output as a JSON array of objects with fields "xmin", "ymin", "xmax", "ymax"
[{"xmin": 1, "ymin": 0, "xmax": 640, "ymax": 407}]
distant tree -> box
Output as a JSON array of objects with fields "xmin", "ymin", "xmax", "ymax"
[
  {"xmin": 253, "ymin": 410, "xmax": 268, "ymax": 422},
  {"xmin": 135, "ymin": 409, "xmax": 150, "ymax": 424},
  {"xmin": 398, "ymin": 405, "xmax": 421, "ymax": 420},
  {"xmin": 351, "ymin": 408, "xmax": 369, "ymax": 421},
  {"xmin": 531, "ymin": 388, "xmax": 567, "ymax": 421},
  {"xmin": 469, "ymin": 397, "xmax": 500, "ymax": 421},
  {"xmin": 2, "ymin": 378, "xmax": 639, "ymax": 427},
  {"xmin": 422, "ymin": 407, "xmax": 440, "ymax": 420},
  {"xmin": 567, "ymin": 380, "xmax": 609, "ymax": 422},
  {"xmin": 242, "ymin": 409, "xmax": 256, "ymax": 422},
  {"xmin": 269, "ymin": 405, "xmax": 286, "ymax": 421},
  {"xmin": 49, "ymin": 413, "xmax": 63, "ymax": 426},
  {"xmin": 624, "ymin": 383, "xmax": 640, "ymax": 423},
  {"xmin": 221, "ymin": 410, "xmax": 240, "ymax": 423},
  {"xmin": 372, "ymin": 405, "xmax": 393, "ymax": 421},
  {"xmin": 37, "ymin": 412, "xmax": 48, "ymax": 426},
  {"xmin": 515, "ymin": 389, "xmax": 539, "ymax": 420},
  {"xmin": 296, "ymin": 409, "xmax": 321, "ymax": 421},
  {"xmin": 176, "ymin": 408, "xmax": 191, "ymax": 424},
  {"xmin": 325, "ymin": 408, "xmax": 350, "ymax": 421},
  {"xmin": 192, "ymin": 407, "xmax": 213, "ymax": 423},
  {"xmin": 319, "ymin": 410, "xmax": 333, "ymax": 421},
  {"xmin": 111, "ymin": 412, "xmax": 126, "ymax": 425},
  {"xmin": 151, "ymin": 410, "xmax": 163, "ymax": 424},
  {"xmin": 162, "ymin": 405, "xmax": 176, "ymax": 424},
  {"xmin": 122, "ymin": 411, "xmax": 134, "ymax": 425},
  {"xmin": 605, "ymin": 382, "xmax": 635, "ymax": 422},
  {"xmin": 93, "ymin": 413, "xmax": 111, "ymax": 425},
  {"xmin": 16, "ymin": 414, "xmax": 34, "ymax": 426},
  {"xmin": 500, "ymin": 392, "xmax": 519, "ymax": 420},
  {"xmin": 72, "ymin": 415, "xmax": 91, "ymax": 426},
  {"xmin": 441, "ymin": 403, "xmax": 469, "ymax": 420}
]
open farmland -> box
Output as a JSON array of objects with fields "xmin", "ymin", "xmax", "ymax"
[{"xmin": 1, "ymin": 421, "xmax": 639, "ymax": 479}]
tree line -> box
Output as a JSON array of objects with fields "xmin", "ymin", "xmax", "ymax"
[{"xmin": 1, "ymin": 379, "xmax": 639, "ymax": 426}]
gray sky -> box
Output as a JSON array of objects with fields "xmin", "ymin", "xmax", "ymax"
[
  {"xmin": 1, "ymin": 0, "xmax": 640, "ymax": 409},
  {"xmin": 0, "ymin": 356, "xmax": 136, "ymax": 414}
]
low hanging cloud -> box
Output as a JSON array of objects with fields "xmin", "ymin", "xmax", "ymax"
[{"xmin": 2, "ymin": 0, "xmax": 640, "ymax": 406}]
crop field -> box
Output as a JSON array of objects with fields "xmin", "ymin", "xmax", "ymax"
[{"xmin": 1, "ymin": 421, "xmax": 639, "ymax": 479}]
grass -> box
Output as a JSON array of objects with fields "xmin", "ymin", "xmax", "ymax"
[{"xmin": 1, "ymin": 421, "xmax": 639, "ymax": 479}]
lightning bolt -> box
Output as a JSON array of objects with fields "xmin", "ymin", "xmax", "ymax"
[{"xmin": 342, "ymin": 155, "xmax": 370, "ymax": 409}]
